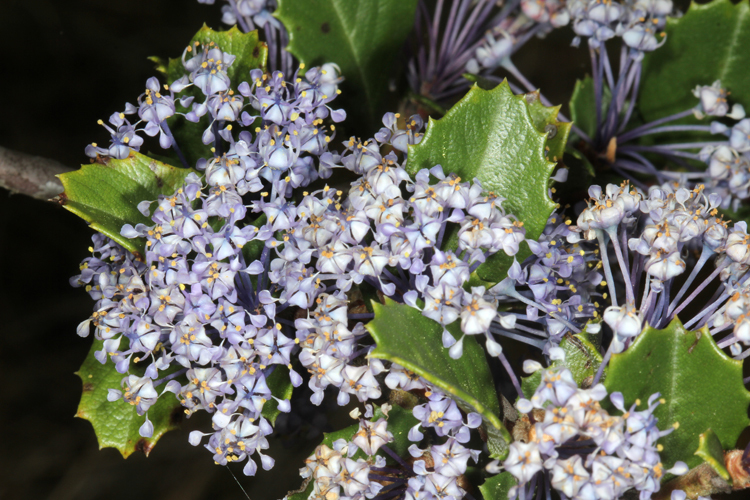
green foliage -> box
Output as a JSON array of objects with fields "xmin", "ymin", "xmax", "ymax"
[
  {"xmin": 276, "ymin": 0, "xmax": 418, "ymax": 128},
  {"xmin": 569, "ymin": 76, "xmax": 612, "ymax": 140},
  {"xmin": 694, "ymin": 428, "xmax": 731, "ymax": 482},
  {"xmin": 262, "ymin": 367, "xmax": 294, "ymax": 425},
  {"xmin": 603, "ymin": 319, "xmax": 750, "ymax": 469},
  {"xmin": 407, "ymin": 81, "xmax": 557, "ymax": 286},
  {"xmin": 59, "ymin": 152, "xmax": 196, "ymax": 256},
  {"xmin": 640, "ymin": 0, "xmax": 750, "ymax": 123},
  {"xmin": 521, "ymin": 328, "xmax": 603, "ymax": 399},
  {"xmin": 75, "ymin": 340, "xmax": 181, "ymax": 458},
  {"xmin": 479, "ymin": 471, "xmax": 517, "ymax": 500},
  {"xmin": 366, "ymin": 298, "xmax": 511, "ymax": 459},
  {"xmin": 286, "ymin": 405, "xmax": 418, "ymax": 500},
  {"xmin": 241, "ymin": 213, "xmax": 269, "ymax": 264},
  {"xmin": 167, "ymin": 25, "xmax": 268, "ymax": 93},
  {"xmin": 465, "ymin": 74, "xmax": 570, "ymax": 161},
  {"xmin": 524, "ymin": 91, "xmax": 571, "ymax": 162},
  {"xmin": 165, "ymin": 26, "xmax": 268, "ymax": 166}
]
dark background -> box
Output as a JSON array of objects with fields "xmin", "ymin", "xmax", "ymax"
[{"xmin": 0, "ymin": 0, "xmax": 703, "ymax": 499}]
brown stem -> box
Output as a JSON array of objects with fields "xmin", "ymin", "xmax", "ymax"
[
  {"xmin": 655, "ymin": 450, "xmax": 750, "ymax": 500},
  {"xmin": 0, "ymin": 146, "xmax": 70, "ymax": 200},
  {"xmin": 654, "ymin": 463, "xmax": 731, "ymax": 500}
]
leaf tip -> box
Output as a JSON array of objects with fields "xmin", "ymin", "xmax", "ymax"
[{"xmin": 134, "ymin": 438, "xmax": 156, "ymax": 457}]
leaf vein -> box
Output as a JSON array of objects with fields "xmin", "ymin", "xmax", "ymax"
[{"xmin": 717, "ymin": 2, "xmax": 748, "ymax": 83}]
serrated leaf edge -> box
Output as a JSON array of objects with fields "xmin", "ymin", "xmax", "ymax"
[
  {"xmin": 695, "ymin": 428, "xmax": 732, "ymax": 483},
  {"xmin": 74, "ymin": 365, "xmax": 179, "ymax": 458}
]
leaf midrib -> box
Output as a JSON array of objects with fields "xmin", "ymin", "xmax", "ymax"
[
  {"xmin": 716, "ymin": 1, "xmax": 749, "ymax": 84},
  {"xmin": 330, "ymin": 0, "xmax": 373, "ymax": 117}
]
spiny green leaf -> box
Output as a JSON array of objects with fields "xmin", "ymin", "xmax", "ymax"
[
  {"xmin": 165, "ymin": 26, "xmax": 268, "ymax": 167},
  {"xmin": 407, "ymin": 81, "xmax": 557, "ymax": 286},
  {"xmin": 640, "ymin": 0, "xmax": 750, "ymax": 124},
  {"xmin": 603, "ymin": 318, "xmax": 750, "ymax": 470},
  {"xmin": 524, "ymin": 91, "xmax": 571, "ymax": 163},
  {"xmin": 464, "ymin": 74, "xmax": 570, "ymax": 162},
  {"xmin": 521, "ymin": 327, "xmax": 603, "ymax": 399},
  {"xmin": 695, "ymin": 428, "xmax": 731, "ymax": 483},
  {"xmin": 59, "ymin": 152, "xmax": 196, "ymax": 256},
  {"xmin": 75, "ymin": 340, "xmax": 181, "ymax": 458},
  {"xmin": 366, "ymin": 298, "xmax": 511, "ymax": 459},
  {"xmin": 148, "ymin": 55, "xmax": 168, "ymax": 76},
  {"xmin": 275, "ymin": 0, "xmax": 418, "ymax": 128},
  {"xmin": 462, "ymin": 72, "xmax": 498, "ymax": 91},
  {"xmin": 285, "ymin": 405, "xmax": 418, "ymax": 500},
  {"xmin": 479, "ymin": 471, "xmax": 517, "ymax": 500}
]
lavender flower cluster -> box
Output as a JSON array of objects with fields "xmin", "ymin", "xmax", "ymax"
[
  {"xmin": 501, "ymin": 357, "xmax": 687, "ymax": 500},
  {"xmin": 302, "ymin": 370, "xmax": 483, "ymax": 500},
  {"xmin": 67, "ymin": 1, "xmax": 750, "ymax": 498},
  {"xmin": 487, "ymin": 179, "xmax": 750, "ymax": 386},
  {"xmin": 405, "ymin": 0, "xmax": 675, "ymax": 111},
  {"xmin": 199, "ymin": 0, "xmax": 292, "ymax": 74},
  {"xmin": 73, "ymin": 34, "xmax": 529, "ymax": 476},
  {"xmin": 531, "ymin": 0, "xmax": 750, "ymax": 217},
  {"xmin": 300, "ymin": 356, "xmax": 685, "ymax": 500},
  {"xmin": 567, "ymin": 0, "xmax": 673, "ymax": 52}
]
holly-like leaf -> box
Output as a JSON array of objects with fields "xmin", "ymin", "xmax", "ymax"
[
  {"xmin": 524, "ymin": 91, "xmax": 571, "ymax": 163},
  {"xmin": 148, "ymin": 55, "xmax": 168, "ymax": 76},
  {"xmin": 479, "ymin": 472, "xmax": 517, "ymax": 500},
  {"xmin": 286, "ymin": 405, "xmax": 418, "ymax": 500},
  {"xmin": 639, "ymin": 0, "xmax": 750, "ymax": 123},
  {"xmin": 521, "ymin": 328, "xmax": 603, "ymax": 399},
  {"xmin": 75, "ymin": 340, "xmax": 181, "ymax": 458},
  {"xmin": 695, "ymin": 428, "xmax": 731, "ymax": 483},
  {"xmin": 366, "ymin": 298, "xmax": 511, "ymax": 459},
  {"xmin": 464, "ymin": 75, "xmax": 570, "ymax": 162},
  {"xmin": 275, "ymin": 0, "xmax": 418, "ymax": 128},
  {"xmin": 59, "ymin": 152, "xmax": 196, "ymax": 257},
  {"xmin": 165, "ymin": 26, "xmax": 268, "ymax": 167},
  {"xmin": 407, "ymin": 81, "xmax": 557, "ymax": 286},
  {"xmin": 603, "ymin": 318, "xmax": 750, "ymax": 470},
  {"xmin": 569, "ymin": 76, "xmax": 613, "ymax": 140},
  {"xmin": 261, "ymin": 366, "xmax": 295, "ymax": 425}
]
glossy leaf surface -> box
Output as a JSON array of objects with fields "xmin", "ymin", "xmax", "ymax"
[
  {"xmin": 603, "ymin": 319, "xmax": 750, "ymax": 469},
  {"xmin": 276, "ymin": 0, "xmax": 417, "ymax": 127},
  {"xmin": 59, "ymin": 152, "xmax": 196, "ymax": 256},
  {"xmin": 479, "ymin": 471, "xmax": 517, "ymax": 500},
  {"xmin": 407, "ymin": 81, "xmax": 556, "ymax": 285},
  {"xmin": 367, "ymin": 298, "xmax": 511, "ymax": 459},
  {"xmin": 640, "ymin": 0, "xmax": 750, "ymax": 122},
  {"xmin": 75, "ymin": 340, "xmax": 181, "ymax": 458}
]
